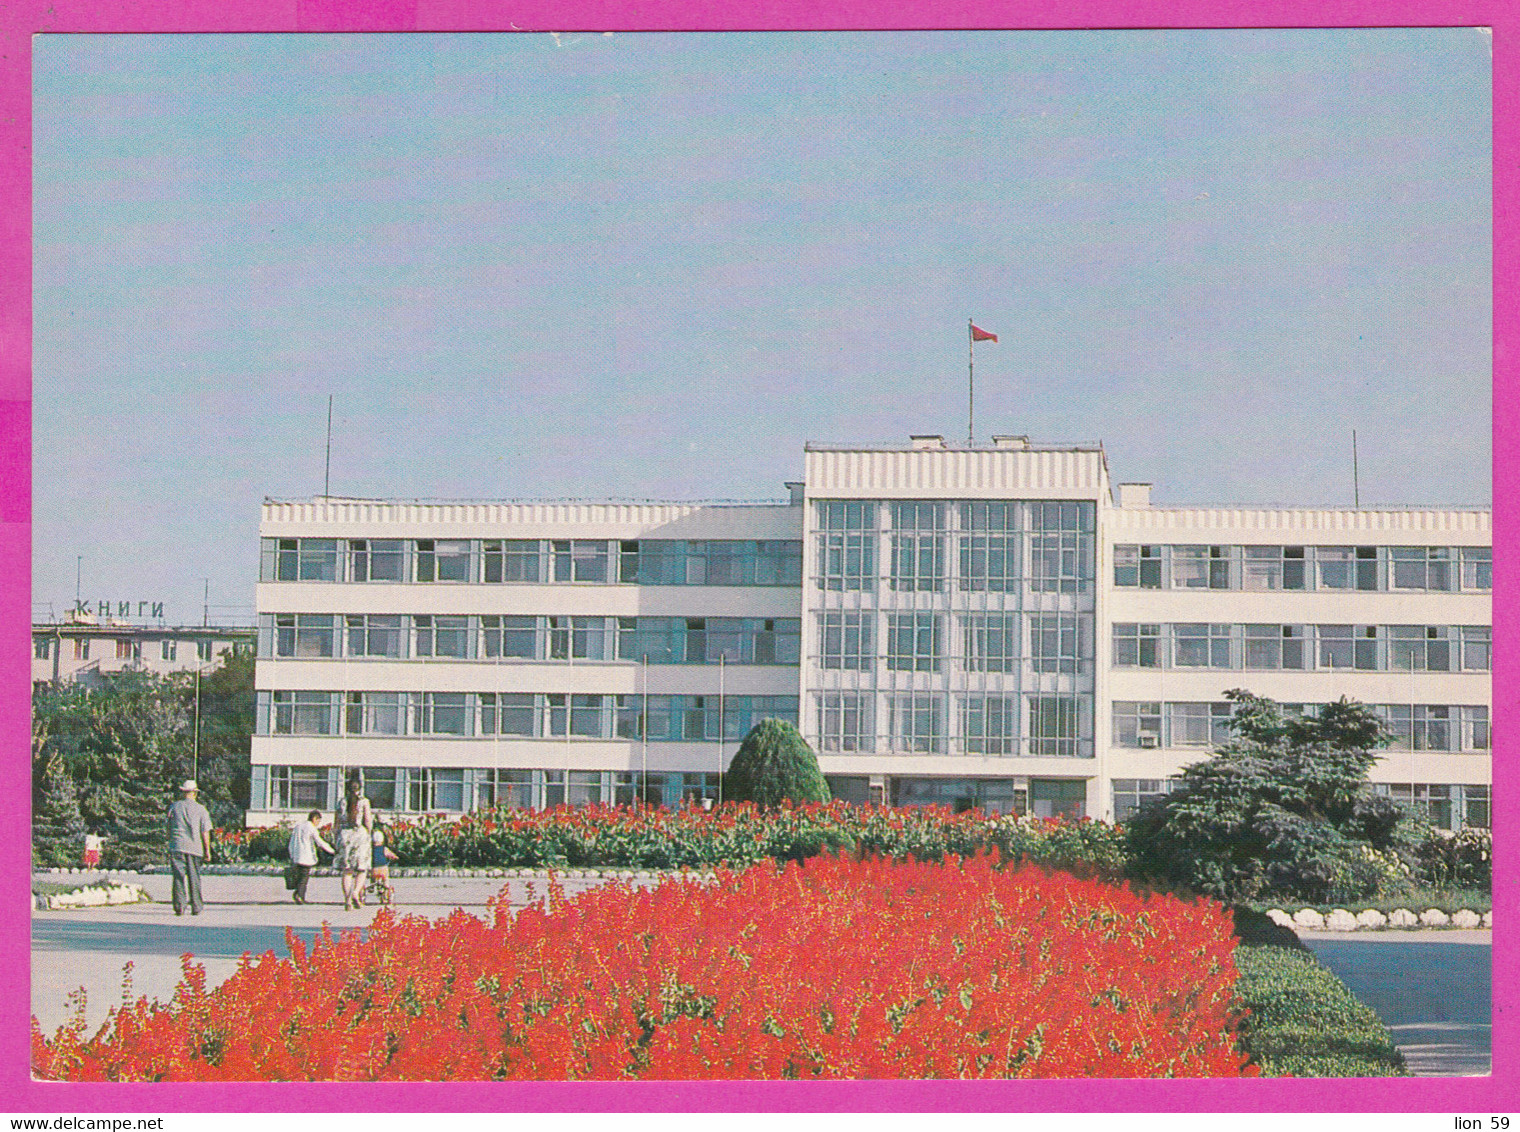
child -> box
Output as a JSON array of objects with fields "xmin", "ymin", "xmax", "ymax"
[{"xmin": 368, "ymin": 827, "xmax": 399, "ymax": 906}]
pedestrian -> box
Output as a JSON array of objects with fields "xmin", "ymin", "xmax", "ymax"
[
  {"xmin": 82, "ymin": 831, "xmax": 102, "ymax": 869},
  {"xmin": 334, "ymin": 770, "xmax": 374, "ymax": 911},
  {"xmin": 286, "ymin": 809, "xmax": 333, "ymax": 905},
  {"xmin": 368, "ymin": 826, "xmax": 399, "ymax": 906},
  {"xmin": 166, "ymin": 779, "xmax": 212, "ymax": 916}
]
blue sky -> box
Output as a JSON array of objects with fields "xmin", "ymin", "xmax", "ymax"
[{"xmin": 32, "ymin": 30, "xmax": 1491, "ymax": 625}]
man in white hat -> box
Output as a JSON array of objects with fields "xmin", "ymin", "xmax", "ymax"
[{"xmin": 166, "ymin": 779, "xmax": 213, "ymax": 916}]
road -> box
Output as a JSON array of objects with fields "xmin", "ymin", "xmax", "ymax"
[{"xmin": 1302, "ymin": 930, "xmax": 1492, "ymax": 1076}]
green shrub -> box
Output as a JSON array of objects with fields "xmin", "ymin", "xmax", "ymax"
[
  {"xmin": 723, "ymin": 719, "xmax": 830, "ymax": 807},
  {"xmin": 1233, "ymin": 942, "xmax": 1406, "ymax": 1076}
]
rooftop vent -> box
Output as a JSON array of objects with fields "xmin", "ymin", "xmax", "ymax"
[
  {"xmin": 910, "ymin": 434, "xmax": 947, "ymax": 450},
  {"xmin": 991, "ymin": 435, "xmax": 1031, "ymax": 450},
  {"xmin": 785, "ymin": 482, "xmax": 805, "ymax": 505},
  {"xmin": 1117, "ymin": 483, "xmax": 1153, "ymax": 508}
]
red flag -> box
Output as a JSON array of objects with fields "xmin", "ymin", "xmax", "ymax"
[{"xmin": 971, "ymin": 324, "xmax": 998, "ymax": 343}]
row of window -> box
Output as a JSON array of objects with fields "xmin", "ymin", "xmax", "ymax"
[
  {"xmin": 260, "ymin": 614, "xmax": 801, "ymax": 666},
  {"xmin": 262, "ymin": 764, "xmax": 723, "ymax": 814},
  {"xmin": 260, "ymin": 764, "xmax": 1091, "ymax": 819},
  {"xmin": 818, "ymin": 610, "xmax": 1091, "ymax": 673},
  {"xmin": 816, "ymin": 531, "xmax": 1093, "ymax": 593},
  {"xmin": 1114, "ymin": 543, "xmax": 1491, "ymax": 593},
  {"xmin": 34, "ymin": 636, "xmax": 226, "ymax": 662},
  {"xmin": 1112, "ymin": 623, "xmax": 1490, "ymax": 672},
  {"xmin": 256, "ymin": 690, "xmax": 799, "ymax": 741},
  {"xmin": 1111, "ymin": 701, "xmax": 1491, "ymax": 752},
  {"xmin": 816, "ymin": 500, "xmax": 1096, "ymax": 533},
  {"xmin": 1111, "ymin": 778, "xmax": 1490, "ymax": 830},
  {"xmin": 261, "ymin": 538, "xmax": 803, "ymax": 587},
  {"xmin": 815, "ymin": 692, "xmax": 1093, "ymax": 758}
]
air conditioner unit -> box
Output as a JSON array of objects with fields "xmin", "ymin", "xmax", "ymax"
[{"xmin": 1137, "ymin": 732, "xmax": 1160, "ymax": 749}]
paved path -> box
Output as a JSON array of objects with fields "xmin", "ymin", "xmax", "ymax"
[
  {"xmin": 1301, "ymin": 931, "xmax": 1492, "ymax": 1077},
  {"xmin": 32, "ymin": 871, "xmax": 619, "ymax": 1036}
]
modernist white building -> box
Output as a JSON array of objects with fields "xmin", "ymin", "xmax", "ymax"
[{"xmin": 248, "ymin": 436, "xmax": 1490, "ymax": 831}]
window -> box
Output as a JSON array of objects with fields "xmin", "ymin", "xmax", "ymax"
[
  {"xmin": 886, "ymin": 613, "xmax": 940, "ymax": 672},
  {"xmin": 889, "ymin": 502, "xmax": 945, "ymax": 591},
  {"xmin": 1391, "ymin": 546, "xmax": 1453, "ymax": 592},
  {"xmin": 545, "ymin": 693, "xmax": 605, "ymax": 738},
  {"xmin": 1315, "ymin": 547, "xmax": 1355, "ymax": 590},
  {"xmin": 269, "ymin": 766, "xmax": 329, "ymax": 811},
  {"xmin": 115, "ymin": 639, "xmax": 137, "ymax": 660},
  {"xmin": 1241, "ymin": 545, "xmax": 1305, "ymax": 591},
  {"xmin": 1028, "ymin": 695, "xmax": 1088, "ymax": 758},
  {"xmin": 1244, "ymin": 624, "xmax": 1306, "ymax": 670},
  {"xmin": 34, "ymin": 637, "xmax": 51, "ymax": 660},
  {"xmin": 1461, "ymin": 547, "xmax": 1492, "ymax": 591},
  {"xmin": 478, "ymin": 692, "xmax": 537, "ymax": 737},
  {"xmin": 407, "ymin": 768, "xmax": 466, "ymax": 812},
  {"xmin": 275, "ymin": 615, "xmax": 336, "ymax": 659},
  {"xmin": 889, "ymin": 693, "xmax": 944, "ymax": 754},
  {"xmin": 1355, "ymin": 546, "xmax": 1380, "ymax": 591},
  {"xmin": 1464, "ymin": 784, "xmax": 1490, "ymax": 830},
  {"xmin": 1173, "ymin": 624, "xmax": 1231, "ymax": 669},
  {"xmin": 1411, "ymin": 705, "xmax": 1452, "ymax": 752},
  {"xmin": 960, "ymin": 501, "xmax": 1020, "ymax": 592},
  {"xmin": 413, "ymin": 692, "xmax": 471, "ymax": 736},
  {"xmin": 1112, "ymin": 703, "xmax": 1163, "ymax": 748},
  {"xmin": 1112, "ymin": 623, "xmax": 1160, "ymax": 668},
  {"xmin": 819, "ymin": 692, "xmax": 874, "ymax": 753},
  {"xmin": 1316, "ymin": 625, "xmax": 1378, "ymax": 670},
  {"xmin": 1112, "ymin": 778, "xmax": 1176, "ymax": 823},
  {"xmin": 196, "ymin": 640, "xmax": 213, "ymax": 662},
  {"xmin": 752, "ymin": 541, "xmax": 804, "ymax": 586},
  {"xmin": 359, "ymin": 767, "xmax": 398, "ymax": 811},
  {"xmin": 617, "ymin": 618, "xmax": 683, "ymax": 664},
  {"xmin": 752, "ymin": 619, "xmax": 800, "ymax": 665},
  {"xmin": 483, "ymin": 539, "xmax": 541, "ymax": 583},
  {"xmin": 476, "ymin": 769, "xmax": 533, "ymax": 810},
  {"xmin": 482, "ymin": 615, "xmax": 537, "ymax": 660},
  {"xmin": 1389, "ymin": 626, "xmax": 1452, "ymax": 672},
  {"xmin": 1172, "ymin": 546, "xmax": 1231, "ymax": 590},
  {"xmin": 1027, "ymin": 502, "xmax": 1093, "ymax": 593},
  {"xmin": 73, "ymin": 638, "xmax": 90, "ymax": 660},
  {"xmin": 414, "ymin": 615, "xmax": 472, "ymax": 659},
  {"xmin": 1029, "ymin": 778, "xmax": 1086, "ymax": 819},
  {"xmin": 346, "ymin": 614, "xmax": 405, "ymax": 658},
  {"xmin": 1379, "ymin": 783, "xmax": 1454, "ymax": 831},
  {"xmin": 548, "ymin": 616, "xmax": 607, "ymax": 661},
  {"xmin": 349, "ymin": 539, "xmax": 406, "ymax": 582},
  {"xmin": 1462, "ymin": 706, "xmax": 1490, "ymax": 751},
  {"xmin": 818, "ymin": 611, "xmax": 873, "ymax": 669},
  {"xmin": 1028, "ymin": 612, "xmax": 1085, "ymax": 674},
  {"xmin": 273, "ymin": 691, "xmax": 339, "ymax": 735},
  {"xmin": 1112, "ymin": 545, "xmax": 1162, "ymax": 589},
  {"xmin": 1461, "ymin": 626, "xmax": 1491, "ymax": 671},
  {"xmin": 964, "ymin": 614, "xmax": 1019, "ymax": 673},
  {"xmin": 816, "ymin": 501, "xmax": 877, "ymax": 591},
  {"xmin": 552, "ymin": 540, "xmax": 608, "ymax": 583},
  {"xmin": 272, "ymin": 538, "xmax": 340, "ymax": 582},
  {"xmin": 345, "ymin": 692, "xmax": 408, "ymax": 736},
  {"xmin": 1167, "ymin": 702, "xmax": 1232, "ymax": 748},
  {"xmin": 962, "ymin": 695, "xmax": 1021, "ymax": 755},
  {"xmin": 414, "ymin": 539, "xmax": 474, "ymax": 583}
]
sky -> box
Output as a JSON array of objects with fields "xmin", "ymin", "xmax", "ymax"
[{"xmin": 31, "ymin": 29, "xmax": 1492, "ymax": 627}]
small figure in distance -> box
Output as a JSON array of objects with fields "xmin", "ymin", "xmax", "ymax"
[
  {"xmin": 82, "ymin": 830, "xmax": 103, "ymax": 869},
  {"xmin": 368, "ymin": 826, "xmax": 399, "ymax": 906},
  {"xmin": 287, "ymin": 809, "xmax": 333, "ymax": 905}
]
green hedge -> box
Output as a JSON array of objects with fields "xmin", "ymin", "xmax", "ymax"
[
  {"xmin": 1231, "ymin": 914, "xmax": 1406, "ymax": 1077},
  {"xmin": 1245, "ymin": 888, "xmax": 1491, "ymax": 917}
]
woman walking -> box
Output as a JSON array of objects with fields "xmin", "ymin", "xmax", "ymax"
[{"xmin": 334, "ymin": 771, "xmax": 374, "ymax": 910}]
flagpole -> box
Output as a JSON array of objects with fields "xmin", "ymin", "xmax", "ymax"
[{"xmin": 967, "ymin": 319, "xmax": 975, "ymax": 448}]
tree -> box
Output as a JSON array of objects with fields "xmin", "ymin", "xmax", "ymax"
[
  {"xmin": 183, "ymin": 649, "xmax": 255, "ymax": 827},
  {"xmin": 723, "ymin": 719, "xmax": 831, "ymax": 807},
  {"xmin": 33, "ymin": 749, "xmax": 86, "ymax": 868},
  {"xmin": 1125, "ymin": 690, "xmax": 1414, "ymax": 905}
]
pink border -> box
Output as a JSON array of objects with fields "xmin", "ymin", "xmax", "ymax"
[{"xmin": 4, "ymin": 0, "xmax": 1510, "ymax": 1112}]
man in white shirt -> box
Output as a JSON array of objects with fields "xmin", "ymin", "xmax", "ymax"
[
  {"xmin": 287, "ymin": 810, "xmax": 333, "ymax": 905},
  {"xmin": 165, "ymin": 779, "xmax": 213, "ymax": 916}
]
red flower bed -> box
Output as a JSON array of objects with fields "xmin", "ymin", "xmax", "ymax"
[{"xmin": 33, "ymin": 854, "xmax": 1255, "ymax": 1080}]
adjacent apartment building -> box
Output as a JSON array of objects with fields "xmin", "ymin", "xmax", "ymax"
[
  {"xmin": 248, "ymin": 436, "xmax": 1490, "ymax": 831},
  {"xmin": 33, "ymin": 617, "xmax": 254, "ymax": 689}
]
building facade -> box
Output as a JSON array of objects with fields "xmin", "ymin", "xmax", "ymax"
[
  {"xmin": 33, "ymin": 618, "xmax": 254, "ymax": 688},
  {"xmin": 248, "ymin": 436, "xmax": 1490, "ymax": 831}
]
